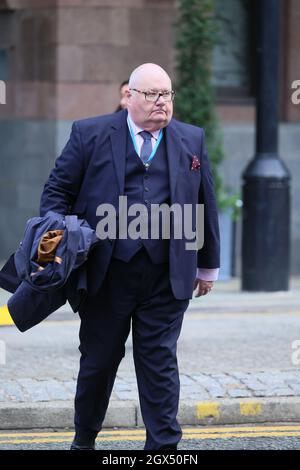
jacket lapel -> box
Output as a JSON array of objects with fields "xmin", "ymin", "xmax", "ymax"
[
  {"xmin": 109, "ymin": 112, "xmax": 183, "ymax": 200},
  {"xmin": 165, "ymin": 120, "xmax": 183, "ymax": 202},
  {"xmin": 109, "ymin": 110, "xmax": 128, "ymax": 195}
]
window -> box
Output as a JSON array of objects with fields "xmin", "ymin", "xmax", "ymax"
[
  {"xmin": 213, "ymin": 0, "xmax": 256, "ymax": 102},
  {"xmin": 0, "ymin": 49, "xmax": 9, "ymax": 80}
]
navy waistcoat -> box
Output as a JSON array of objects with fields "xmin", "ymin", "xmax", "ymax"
[{"xmin": 113, "ymin": 128, "xmax": 171, "ymax": 263}]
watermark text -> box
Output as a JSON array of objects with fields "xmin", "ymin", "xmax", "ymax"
[
  {"xmin": 0, "ymin": 80, "xmax": 6, "ymax": 104},
  {"xmin": 95, "ymin": 197, "xmax": 204, "ymax": 251}
]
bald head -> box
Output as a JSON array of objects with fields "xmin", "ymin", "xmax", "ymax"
[
  {"xmin": 129, "ymin": 63, "xmax": 172, "ymax": 90},
  {"xmin": 127, "ymin": 63, "xmax": 173, "ymax": 132}
]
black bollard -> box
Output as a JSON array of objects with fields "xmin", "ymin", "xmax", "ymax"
[{"xmin": 241, "ymin": 0, "xmax": 291, "ymax": 292}]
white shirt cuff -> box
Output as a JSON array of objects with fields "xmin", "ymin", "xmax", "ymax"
[{"xmin": 196, "ymin": 268, "xmax": 219, "ymax": 281}]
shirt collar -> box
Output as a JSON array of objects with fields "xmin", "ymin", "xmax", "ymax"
[{"xmin": 127, "ymin": 114, "xmax": 160, "ymax": 140}]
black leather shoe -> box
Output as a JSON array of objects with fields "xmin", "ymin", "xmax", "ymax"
[
  {"xmin": 70, "ymin": 444, "xmax": 96, "ymax": 450},
  {"xmin": 70, "ymin": 432, "xmax": 96, "ymax": 450},
  {"xmin": 70, "ymin": 442, "xmax": 95, "ymax": 450},
  {"xmin": 158, "ymin": 445, "xmax": 177, "ymax": 450}
]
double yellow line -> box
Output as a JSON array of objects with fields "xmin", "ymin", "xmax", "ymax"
[{"xmin": 1, "ymin": 425, "xmax": 300, "ymax": 445}]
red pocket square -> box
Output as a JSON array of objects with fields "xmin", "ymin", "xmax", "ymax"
[{"xmin": 191, "ymin": 155, "xmax": 201, "ymax": 170}]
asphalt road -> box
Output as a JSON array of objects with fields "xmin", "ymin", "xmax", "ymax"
[
  {"xmin": 1, "ymin": 425, "xmax": 300, "ymax": 450},
  {"xmin": 1, "ymin": 309, "xmax": 300, "ymax": 381}
]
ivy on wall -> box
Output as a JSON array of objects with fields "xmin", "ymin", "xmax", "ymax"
[{"xmin": 174, "ymin": 0, "xmax": 241, "ymax": 217}]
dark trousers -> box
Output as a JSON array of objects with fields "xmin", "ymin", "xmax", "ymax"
[{"xmin": 74, "ymin": 247, "xmax": 189, "ymax": 450}]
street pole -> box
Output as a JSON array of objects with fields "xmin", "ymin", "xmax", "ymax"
[{"xmin": 241, "ymin": 0, "xmax": 290, "ymax": 291}]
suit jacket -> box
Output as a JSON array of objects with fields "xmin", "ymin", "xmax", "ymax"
[
  {"xmin": 13, "ymin": 210, "xmax": 99, "ymax": 291},
  {"xmin": 0, "ymin": 212, "xmax": 99, "ymax": 332},
  {"xmin": 40, "ymin": 109, "xmax": 220, "ymax": 300}
]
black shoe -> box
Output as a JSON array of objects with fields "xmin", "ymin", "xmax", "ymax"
[
  {"xmin": 70, "ymin": 432, "xmax": 97, "ymax": 450},
  {"xmin": 158, "ymin": 445, "xmax": 178, "ymax": 450},
  {"xmin": 70, "ymin": 442, "xmax": 95, "ymax": 450}
]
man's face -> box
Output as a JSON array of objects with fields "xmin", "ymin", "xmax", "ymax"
[{"xmin": 126, "ymin": 73, "xmax": 173, "ymax": 131}]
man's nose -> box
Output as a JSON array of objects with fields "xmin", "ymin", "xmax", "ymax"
[{"xmin": 156, "ymin": 94, "xmax": 165, "ymax": 105}]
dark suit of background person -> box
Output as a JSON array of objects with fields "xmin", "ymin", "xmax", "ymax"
[{"xmin": 39, "ymin": 64, "xmax": 220, "ymax": 451}]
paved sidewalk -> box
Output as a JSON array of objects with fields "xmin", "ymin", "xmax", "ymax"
[
  {"xmin": 1, "ymin": 277, "xmax": 300, "ymax": 429},
  {"xmin": 1, "ymin": 371, "xmax": 300, "ymax": 429},
  {"xmin": 2, "ymin": 369, "xmax": 300, "ymax": 403}
]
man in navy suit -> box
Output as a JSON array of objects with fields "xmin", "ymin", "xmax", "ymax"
[{"xmin": 40, "ymin": 63, "xmax": 220, "ymax": 450}]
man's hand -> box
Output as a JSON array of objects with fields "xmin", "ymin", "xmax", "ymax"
[{"xmin": 193, "ymin": 279, "xmax": 214, "ymax": 297}]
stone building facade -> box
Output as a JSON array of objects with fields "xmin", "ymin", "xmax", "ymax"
[{"xmin": 0, "ymin": 0, "xmax": 299, "ymax": 276}]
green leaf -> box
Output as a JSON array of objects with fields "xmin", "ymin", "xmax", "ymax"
[{"xmin": 174, "ymin": 0, "xmax": 238, "ymax": 215}]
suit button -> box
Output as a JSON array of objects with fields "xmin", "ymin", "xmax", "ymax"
[{"xmin": 144, "ymin": 187, "xmax": 149, "ymax": 192}]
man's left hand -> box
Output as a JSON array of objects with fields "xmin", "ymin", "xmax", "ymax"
[{"xmin": 193, "ymin": 279, "xmax": 214, "ymax": 297}]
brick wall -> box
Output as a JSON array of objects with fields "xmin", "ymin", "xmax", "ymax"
[{"xmin": 0, "ymin": 0, "xmax": 299, "ymax": 273}]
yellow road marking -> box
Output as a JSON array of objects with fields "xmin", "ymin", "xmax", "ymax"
[
  {"xmin": 183, "ymin": 431, "xmax": 300, "ymax": 439},
  {"xmin": 196, "ymin": 402, "xmax": 220, "ymax": 419},
  {"xmin": 2, "ymin": 425, "xmax": 300, "ymax": 438},
  {"xmin": 0, "ymin": 305, "xmax": 14, "ymax": 326},
  {"xmin": 185, "ymin": 425, "xmax": 300, "ymax": 434},
  {"xmin": 2, "ymin": 432, "xmax": 300, "ymax": 445},
  {"xmin": 240, "ymin": 402, "xmax": 263, "ymax": 416},
  {"xmin": 1, "ymin": 426, "xmax": 300, "ymax": 444}
]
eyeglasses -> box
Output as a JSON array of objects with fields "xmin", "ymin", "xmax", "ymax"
[{"xmin": 130, "ymin": 88, "xmax": 176, "ymax": 102}]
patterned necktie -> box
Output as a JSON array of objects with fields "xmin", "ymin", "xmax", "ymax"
[{"xmin": 139, "ymin": 131, "xmax": 153, "ymax": 165}]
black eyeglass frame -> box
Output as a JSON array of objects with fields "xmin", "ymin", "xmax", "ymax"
[{"xmin": 129, "ymin": 88, "xmax": 176, "ymax": 102}]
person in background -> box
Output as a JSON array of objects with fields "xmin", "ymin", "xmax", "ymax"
[{"xmin": 115, "ymin": 80, "xmax": 129, "ymax": 112}]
